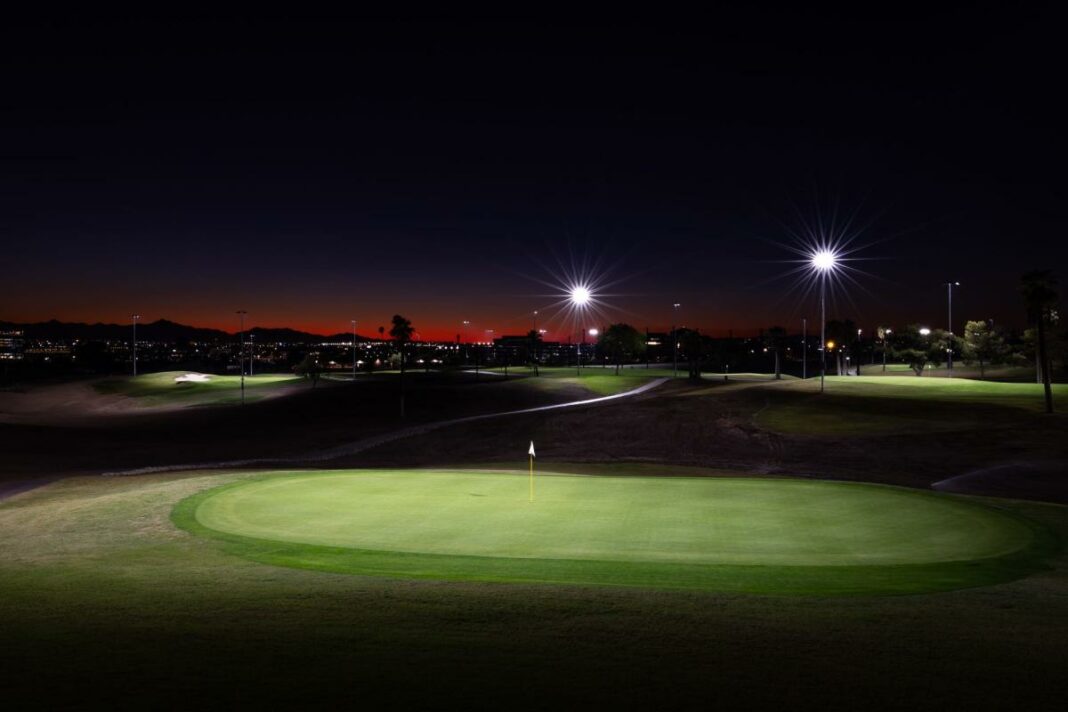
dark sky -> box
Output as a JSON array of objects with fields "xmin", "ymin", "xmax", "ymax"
[{"xmin": 2, "ymin": 9, "xmax": 1065, "ymax": 339}]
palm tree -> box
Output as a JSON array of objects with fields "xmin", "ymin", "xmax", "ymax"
[
  {"xmin": 1021, "ymin": 271, "xmax": 1059, "ymax": 413},
  {"xmin": 389, "ymin": 315, "xmax": 414, "ymax": 417}
]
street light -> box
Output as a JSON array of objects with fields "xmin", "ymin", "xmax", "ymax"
[
  {"xmin": 811, "ymin": 250, "xmax": 838, "ymax": 393},
  {"xmin": 672, "ymin": 303, "xmax": 681, "ymax": 378},
  {"xmin": 131, "ymin": 314, "xmax": 140, "ymax": 377},
  {"xmin": 919, "ymin": 327, "xmax": 931, "ymax": 336},
  {"xmin": 882, "ymin": 328, "xmax": 893, "ymax": 372},
  {"xmin": 462, "ymin": 320, "xmax": 471, "ymax": 367},
  {"xmin": 236, "ymin": 310, "xmax": 247, "ymax": 405},
  {"xmin": 351, "ymin": 319, "xmax": 358, "ymax": 381},
  {"xmin": 945, "ymin": 281, "xmax": 960, "ymax": 373}
]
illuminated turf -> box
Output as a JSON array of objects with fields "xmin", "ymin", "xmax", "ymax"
[{"xmin": 174, "ymin": 470, "xmax": 1049, "ymax": 594}]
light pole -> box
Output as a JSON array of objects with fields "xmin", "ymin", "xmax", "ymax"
[
  {"xmin": 131, "ymin": 314, "xmax": 140, "ymax": 377},
  {"xmin": 882, "ymin": 328, "xmax": 892, "ymax": 372},
  {"xmin": 945, "ymin": 281, "xmax": 960, "ymax": 373},
  {"xmin": 811, "ymin": 250, "xmax": 836, "ymax": 393},
  {"xmin": 588, "ymin": 328, "xmax": 599, "ymax": 369},
  {"xmin": 532, "ymin": 311, "xmax": 539, "ymax": 372},
  {"xmin": 672, "ymin": 303, "xmax": 681, "ymax": 378},
  {"xmin": 801, "ymin": 316, "xmax": 807, "ymax": 380},
  {"xmin": 249, "ymin": 332, "xmax": 255, "ymax": 376},
  {"xmin": 569, "ymin": 285, "xmax": 592, "ymax": 377},
  {"xmin": 351, "ymin": 319, "xmax": 358, "ymax": 380},
  {"xmin": 856, "ymin": 328, "xmax": 862, "ymax": 376},
  {"xmin": 462, "ymin": 320, "xmax": 470, "ymax": 367},
  {"xmin": 236, "ymin": 310, "xmax": 247, "ymax": 405}
]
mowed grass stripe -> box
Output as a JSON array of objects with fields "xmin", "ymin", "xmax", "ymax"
[{"xmin": 174, "ymin": 470, "xmax": 1052, "ymax": 594}]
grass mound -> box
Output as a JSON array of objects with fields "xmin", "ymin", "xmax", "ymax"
[{"xmin": 174, "ymin": 470, "xmax": 1052, "ymax": 595}]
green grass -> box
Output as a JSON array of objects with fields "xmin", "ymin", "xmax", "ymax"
[
  {"xmin": 757, "ymin": 376, "xmax": 1068, "ymax": 435},
  {"xmin": 2, "ymin": 467, "xmax": 1066, "ymax": 707},
  {"xmin": 93, "ymin": 370, "xmax": 303, "ymax": 406},
  {"xmin": 173, "ymin": 469, "xmax": 1050, "ymax": 595}
]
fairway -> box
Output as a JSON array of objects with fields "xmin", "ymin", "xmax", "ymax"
[
  {"xmin": 93, "ymin": 371, "xmax": 304, "ymax": 406},
  {"xmin": 175, "ymin": 470, "xmax": 1049, "ymax": 594}
]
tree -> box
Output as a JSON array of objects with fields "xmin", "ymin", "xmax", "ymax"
[
  {"xmin": 526, "ymin": 329, "xmax": 542, "ymax": 376},
  {"xmin": 892, "ymin": 324, "xmax": 948, "ymax": 376},
  {"xmin": 292, "ymin": 353, "xmax": 323, "ymax": 387},
  {"xmin": 962, "ymin": 320, "xmax": 1005, "ymax": 379},
  {"xmin": 389, "ymin": 314, "xmax": 414, "ymax": 417},
  {"xmin": 1021, "ymin": 270, "xmax": 1059, "ymax": 413},
  {"xmin": 680, "ymin": 328, "xmax": 704, "ymax": 381},
  {"xmin": 598, "ymin": 323, "xmax": 645, "ymax": 374},
  {"xmin": 763, "ymin": 326, "xmax": 787, "ymax": 379},
  {"xmin": 825, "ymin": 319, "xmax": 857, "ymax": 375}
]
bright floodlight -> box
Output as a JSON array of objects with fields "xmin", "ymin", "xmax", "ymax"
[
  {"xmin": 570, "ymin": 285, "xmax": 592, "ymax": 306},
  {"xmin": 588, "ymin": 328, "xmax": 599, "ymax": 337},
  {"xmin": 919, "ymin": 328, "xmax": 931, "ymax": 336},
  {"xmin": 811, "ymin": 250, "xmax": 837, "ymax": 271}
]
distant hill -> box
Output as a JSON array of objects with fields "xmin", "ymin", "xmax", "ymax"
[
  {"xmin": 250, "ymin": 327, "xmax": 369, "ymax": 343},
  {"xmin": 0, "ymin": 319, "xmax": 370, "ymax": 343}
]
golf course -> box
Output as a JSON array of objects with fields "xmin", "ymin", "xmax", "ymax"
[
  {"xmin": 3, "ymin": 370, "xmax": 1068, "ymax": 708},
  {"xmin": 174, "ymin": 469, "xmax": 1050, "ymax": 595}
]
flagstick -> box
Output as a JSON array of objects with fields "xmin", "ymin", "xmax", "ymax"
[{"xmin": 527, "ymin": 441, "xmax": 536, "ymax": 503}]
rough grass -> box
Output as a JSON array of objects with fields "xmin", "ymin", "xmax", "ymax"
[{"xmin": 1, "ymin": 467, "xmax": 1067, "ymax": 708}]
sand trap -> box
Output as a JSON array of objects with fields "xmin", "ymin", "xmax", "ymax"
[{"xmin": 174, "ymin": 373, "xmax": 212, "ymax": 383}]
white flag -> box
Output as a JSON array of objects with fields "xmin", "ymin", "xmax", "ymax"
[{"xmin": 528, "ymin": 441, "xmax": 536, "ymax": 457}]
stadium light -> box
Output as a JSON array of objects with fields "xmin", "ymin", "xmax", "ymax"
[
  {"xmin": 919, "ymin": 327, "xmax": 931, "ymax": 336},
  {"xmin": 811, "ymin": 249, "xmax": 839, "ymax": 394},
  {"xmin": 570, "ymin": 285, "xmax": 591, "ymax": 306}
]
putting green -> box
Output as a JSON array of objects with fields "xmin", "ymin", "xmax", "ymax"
[{"xmin": 174, "ymin": 471, "xmax": 1052, "ymax": 595}]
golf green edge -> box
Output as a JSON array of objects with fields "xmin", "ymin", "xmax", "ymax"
[{"xmin": 171, "ymin": 472, "xmax": 1059, "ymax": 597}]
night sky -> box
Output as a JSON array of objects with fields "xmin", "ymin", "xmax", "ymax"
[{"xmin": 3, "ymin": 10, "xmax": 1065, "ymax": 340}]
